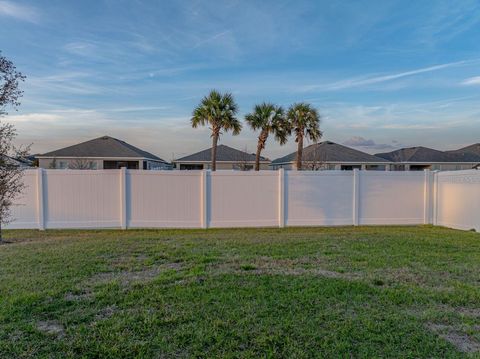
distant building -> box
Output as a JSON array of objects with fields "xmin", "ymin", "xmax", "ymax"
[
  {"xmin": 270, "ymin": 141, "xmax": 391, "ymax": 170},
  {"xmin": 376, "ymin": 145, "xmax": 480, "ymax": 171},
  {"xmin": 36, "ymin": 136, "xmax": 170, "ymax": 170},
  {"xmin": 173, "ymin": 144, "xmax": 270, "ymax": 170}
]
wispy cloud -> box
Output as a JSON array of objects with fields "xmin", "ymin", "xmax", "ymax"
[
  {"xmin": 343, "ymin": 136, "xmax": 397, "ymax": 150},
  {"xmin": 64, "ymin": 42, "xmax": 98, "ymax": 57},
  {"xmin": 461, "ymin": 76, "xmax": 480, "ymax": 85},
  {"xmin": 415, "ymin": 1, "xmax": 480, "ymax": 47},
  {"xmin": 193, "ymin": 30, "xmax": 232, "ymax": 49},
  {"xmin": 27, "ymin": 71, "xmax": 115, "ymax": 96},
  {"xmin": 0, "ymin": 0, "xmax": 39, "ymax": 23},
  {"xmin": 7, "ymin": 113, "xmax": 62, "ymax": 123},
  {"xmin": 104, "ymin": 106, "xmax": 170, "ymax": 113},
  {"xmin": 303, "ymin": 60, "xmax": 476, "ymax": 91}
]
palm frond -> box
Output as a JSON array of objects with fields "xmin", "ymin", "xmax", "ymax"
[{"xmin": 287, "ymin": 102, "xmax": 322, "ymax": 143}]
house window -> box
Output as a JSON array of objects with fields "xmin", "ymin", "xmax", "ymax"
[
  {"xmin": 340, "ymin": 165, "xmax": 361, "ymax": 171},
  {"xmin": 410, "ymin": 165, "xmax": 431, "ymax": 171},
  {"xmin": 58, "ymin": 161, "xmax": 68, "ymax": 169},
  {"xmin": 180, "ymin": 164, "xmax": 204, "ymax": 170},
  {"xmin": 103, "ymin": 161, "xmax": 139, "ymax": 169},
  {"xmin": 233, "ymin": 164, "xmax": 253, "ymax": 171},
  {"xmin": 365, "ymin": 165, "xmax": 386, "ymax": 171}
]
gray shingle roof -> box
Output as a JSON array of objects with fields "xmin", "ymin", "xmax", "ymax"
[
  {"xmin": 446, "ymin": 143, "xmax": 480, "ymax": 161},
  {"xmin": 376, "ymin": 146, "xmax": 480, "ymax": 163},
  {"xmin": 39, "ymin": 136, "xmax": 166, "ymax": 162},
  {"xmin": 175, "ymin": 145, "xmax": 269, "ymax": 162},
  {"xmin": 272, "ymin": 141, "xmax": 390, "ymax": 164},
  {"xmin": 458, "ymin": 143, "xmax": 480, "ymax": 155}
]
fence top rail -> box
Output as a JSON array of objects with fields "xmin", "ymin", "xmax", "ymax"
[
  {"xmin": 21, "ymin": 169, "xmax": 438, "ymax": 177},
  {"xmin": 359, "ymin": 171, "xmax": 425, "ymax": 177},
  {"xmin": 210, "ymin": 171, "xmax": 278, "ymax": 177},
  {"xmin": 437, "ymin": 169, "xmax": 480, "ymax": 177},
  {"xmin": 45, "ymin": 170, "xmax": 121, "ymax": 175},
  {"xmin": 128, "ymin": 170, "xmax": 201, "ymax": 177},
  {"xmin": 286, "ymin": 170, "xmax": 352, "ymax": 177}
]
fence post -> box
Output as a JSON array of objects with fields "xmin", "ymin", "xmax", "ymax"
[
  {"xmin": 432, "ymin": 171, "xmax": 439, "ymax": 226},
  {"xmin": 353, "ymin": 169, "xmax": 360, "ymax": 226},
  {"xmin": 278, "ymin": 168, "xmax": 285, "ymax": 228},
  {"xmin": 120, "ymin": 167, "xmax": 127, "ymax": 230},
  {"xmin": 423, "ymin": 169, "xmax": 431, "ymax": 224},
  {"xmin": 200, "ymin": 170, "xmax": 208, "ymax": 229},
  {"xmin": 36, "ymin": 168, "xmax": 45, "ymax": 230}
]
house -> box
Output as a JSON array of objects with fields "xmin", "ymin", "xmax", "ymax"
[
  {"xmin": 375, "ymin": 145, "xmax": 480, "ymax": 171},
  {"xmin": 270, "ymin": 141, "xmax": 391, "ymax": 170},
  {"xmin": 36, "ymin": 136, "xmax": 170, "ymax": 170},
  {"xmin": 173, "ymin": 144, "xmax": 270, "ymax": 170}
]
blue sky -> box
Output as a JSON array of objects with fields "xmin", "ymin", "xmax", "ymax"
[{"xmin": 1, "ymin": 0, "xmax": 480, "ymax": 160}]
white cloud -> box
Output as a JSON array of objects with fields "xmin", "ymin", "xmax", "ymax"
[
  {"xmin": 193, "ymin": 30, "xmax": 232, "ymax": 49},
  {"xmin": 343, "ymin": 136, "xmax": 397, "ymax": 150},
  {"xmin": 302, "ymin": 60, "xmax": 476, "ymax": 91},
  {"xmin": 6, "ymin": 113, "xmax": 62, "ymax": 123},
  {"xmin": 0, "ymin": 1, "xmax": 39, "ymax": 23},
  {"xmin": 28, "ymin": 72, "xmax": 110, "ymax": 95},
  {"xmin": 105, "ymin": 106, "xmax": 170, "ymax": 113},
  {"xmin": 64, "ymin": 42, "xmax": 98, "ymax": 57},
  {"xmin": 461, "ymin": 76, "xmax": 480, "ymax": 85}
]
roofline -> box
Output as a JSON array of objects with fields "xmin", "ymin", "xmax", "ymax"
[
  {"xmin": 270, "ymin": 160, "xmax": 391, "ymax": 165},
  {"xmin": 36, "ymin": 156, "xmax": 168, "ymax": 163},
  {"xmin": 378, "ymin": 161, "xmax": 480, "ymax": 164},
  {"xmin": 174, "ymin": 144, "xmax": 270, "ymax": 162},
  {"xmin": 271, "ymin": 160, "xmax": 480, "ymax": 165},
  {"xmin": 172, "ymin": 160, "xmax": 271, "ymax": 164}
]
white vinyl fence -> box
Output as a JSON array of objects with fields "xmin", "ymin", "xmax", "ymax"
[
  {"xmin": 434, "ymin": 170, "xmax": 480, "ymax": 232},
  {"xmin": 7, "ymin": 168, "xmax": 479, "ymax": 231}
]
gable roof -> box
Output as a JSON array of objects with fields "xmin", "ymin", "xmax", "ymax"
[
  {"xmin": 376, "ymin": 146, "xmax": 480, "ymax": 163},
  {"xmin": 446, "ymin": 143, "xmax": 480, "ymax": 161},
  {"xmin": 175, "ymin": 144, "xmax": 269, "ymax": 163},
  {"xmin": 454, "ymin": 143, "xmax": 480, "ymax": 155},
  {"xmin": 272, "ymin": 141, "xmax": 390, "ymax": 164},
  {"xmin": 38, "ymin": 136, "xmax": 166, "ymax": 162}
]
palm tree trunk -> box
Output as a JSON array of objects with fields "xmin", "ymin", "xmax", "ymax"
[
  {"xmin": 296, "ymin": 135, "xmax": 303, "ymax": 170},
  {"xmin": 254, "ymin": 142, "xmax": 262, "ymax": 171},
  {"xmin": 211, "ymin": 131, "xmax": 219, "ymax": 171},
  {"xmin": 255, "ymin": 130, "xmax": 268, "ymax": 171}
]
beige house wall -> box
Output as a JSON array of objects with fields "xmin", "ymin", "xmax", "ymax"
[
  {"xmin": 38, "ymin": 158, "xmax": 170, "ymax": 170},
  {"xmin": 270, "ymin": 162, "xmax": 388, "ymax": 171},
  {"xmin": 39, "ymin": 158, "xmax": 103, "ymax": 169},
  {"xmin": 175, "ymin": 161, "xmax": 271, "ymax": 170}
]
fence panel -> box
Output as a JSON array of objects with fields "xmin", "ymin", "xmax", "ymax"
[
  {"xmin": 436, "ymin": 170, "xmax": 480, "ymax": 231},
  {"xmin": 286, "ymin": 171, "xmax": 354, "ymax": 226},
  {"xmin": 8, "ymin": 170, "xmax": 38, "ymax": 229},
  {"xmin": 43, "ymin": 170, "xmax": 121, "ymax": 229},
  {"xmin": 359, "ymin": 171, "xmax": 426, "ymax": 225},
  {"xmin": 128, "ymin": 171, "xmax": 202, "ymax": 228},
  {"xmin": 208, "ymin": 171, "xmax": 279, "ymax": 227}
]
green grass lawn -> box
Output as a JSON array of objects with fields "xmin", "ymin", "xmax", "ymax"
[{"xmin": 1, "ymin": 226, "xmax": 480, "ymax": 358}]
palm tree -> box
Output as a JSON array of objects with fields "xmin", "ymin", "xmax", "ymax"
[
  {"xmin": 286, "ymin": 103, "xmax": 322, "ymax": 170},
  {"xmin": 245, "ymin": 102, "xmax": 289, "ymax": 171},
  {"xmin": 191, "ymin": 90, "xmax": 242, "ymax": 171}
]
